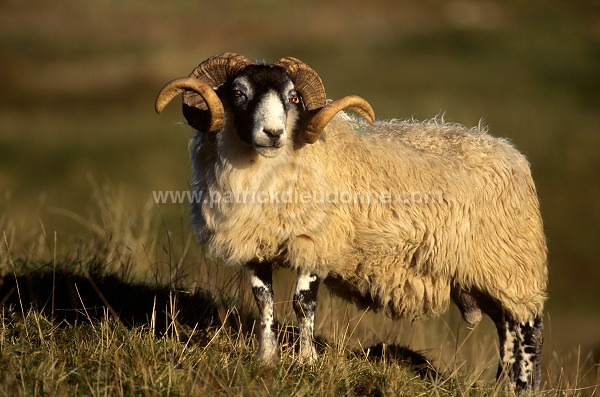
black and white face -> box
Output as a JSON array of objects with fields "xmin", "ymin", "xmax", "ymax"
[{"xmin": 224, "ymin": 66, "xmax": 303, "ymax": 158}]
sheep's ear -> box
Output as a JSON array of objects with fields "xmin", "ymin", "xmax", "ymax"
[
  {"xmin": 301, "ymin": 96, "xmax": 375, "ymax": 144},
  {"xmin": 182, "ymin": 104, "xmax": 212, "ymax": 132}
]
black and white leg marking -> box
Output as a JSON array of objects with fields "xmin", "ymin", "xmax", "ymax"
[
  {"xmin": 495, "ymin": 313, "xmax": 543, "ymax": 392},
  {"xmin": 464, "ymin": 288, "xmax": 543, "ymax": 391},
  {"xmin": 293, "ymin": 269, "xmax": 320, "ymax": 363},
  {"xmin": 514, "ymin": 316, "xmax": 543, "ymax": 392},
  {"xmin": 496, "ymin": 315, "xmax": 519, "ymax": 385},
  {"xmin": 248, "ymin": 262, "xmax": 278, "ymax": 363}
]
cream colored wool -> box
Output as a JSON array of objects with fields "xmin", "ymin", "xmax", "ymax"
[{"xmin": 191, "ymin": 112, "xmax": 548, "ymax": 323}]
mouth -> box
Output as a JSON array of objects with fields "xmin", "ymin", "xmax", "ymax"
[
  {"xmin": 254, "ymin": 136, "xmax": 285, "ymax": 150},
  {"xmin": 255, "ymin": 141, "xmax": 284, "ymax": 149},
  {"xmin": 254, "ymin": 143, "xmax": 284, "ymax": 158}
]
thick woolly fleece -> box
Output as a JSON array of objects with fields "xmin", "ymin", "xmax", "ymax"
[{"xmin": 190, "ymin": 112, "xmax": 548, "ymax": 323}]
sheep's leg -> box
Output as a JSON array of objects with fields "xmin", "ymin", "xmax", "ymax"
[
  {"xmin": 483, "ymin": 297, "xmax": 542, "ymax": 392},
  {"xmin": 293, "ymin": 269, "xmax": 320, "ymax": 363},
  {"xmin": 464, "ymin": 290, "xmax": 519, "ymax": 387},
  {"xmin": 495, "ymin": 314, "xmax": 518, "ymax": 386},
  {"xmin": 248, "ymin": 262, "xmax": 279, "ymax": 364},
  {"xmin": 513, "ymin": 315, "xmax": 543, "ymax": 392}
]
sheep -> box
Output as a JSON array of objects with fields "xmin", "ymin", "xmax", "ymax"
[{"xmin": 155, "ymin": 52, "xmax": 548, "ymax": 392}]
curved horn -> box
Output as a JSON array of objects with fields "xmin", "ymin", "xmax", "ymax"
[
  {"xmin": 184, "ymin": 52, "xmax": 252, "ymax": 111},
  {"xmin": 302, "ymin": 95, "xmax": 375, "ymax": 144},
  {"xmin": 272, "ymin": 57, "xmax": 326, "ymax": 110},
  {"xmin": 155, "ymin": 53, "xmax": 252, "ymax": 132},
  {"xmin": 155, "ymin": 77, "xmax": 225, "ymax": 132}
]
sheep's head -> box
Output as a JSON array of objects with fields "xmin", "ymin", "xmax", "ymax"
[{"xmin": 155, "ymin": 52, "xmax": 375, "ymax": 157}]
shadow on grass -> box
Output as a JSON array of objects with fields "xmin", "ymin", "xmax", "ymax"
[
  {"xmin": 0, "ymin": 269, "xmax": 440, "ymax": 380},
  {"xmin": 0, "ymin": 270, "xmax": 220, "ymax": 335}
]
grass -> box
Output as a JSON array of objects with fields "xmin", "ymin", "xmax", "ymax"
[
  {"xmin": 1, "ymin": 304, "xmax": 598, "ymax": 396},
  {"xmin": 0, "ymin": 307, "xmax": 449, "ymax": 396},
  {"xmin": 1, "ymin": 188, "xmax": 599, "ymax": 396}
]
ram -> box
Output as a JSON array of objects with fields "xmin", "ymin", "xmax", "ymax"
[{"xmin": 155, "ymin": 52, "xmax": 548, "ymax": 392}]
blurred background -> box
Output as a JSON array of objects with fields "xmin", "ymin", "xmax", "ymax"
[{"xmin": 1, "ymin": 0, "xmax": 598, "ymax": 381}]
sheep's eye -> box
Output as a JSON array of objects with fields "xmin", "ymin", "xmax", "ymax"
[
  {"xmin": 290, "ymin": 95, "xmax": 300, "ymax": 104},
  {"xmin": 233, "ymin": 89, "xmax": 244, "ymax": 99}
]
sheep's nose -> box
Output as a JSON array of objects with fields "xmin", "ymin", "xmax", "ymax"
[{"xmin": 263, "ymin": 128, "xmax": 284, "ymax": 139}]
